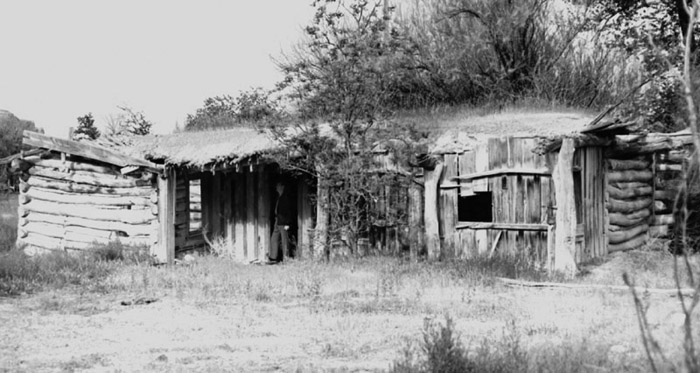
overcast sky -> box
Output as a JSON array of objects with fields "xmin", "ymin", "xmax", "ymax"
[{"xmin": 0, "ymin": 1, "xmax": 313, "ymax": 137}]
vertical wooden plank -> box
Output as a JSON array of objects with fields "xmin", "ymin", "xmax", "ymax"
[
  {"xmin": 297, "ymin": 178, "xmax": 314, "ymax": 260},
  {"xmin": 210, "ymin": 173, "xmax": 222, "ymax": 237},
  {"xmin": 459, "ymin": 151, "xmax": 476, "ymax": 196},
  {"xmin": 424, "ymin": 161, "xmax": 443, "ymax": 261},
  {"xmin": 200, "ymin": 173, "xmax": 212, "ymax": 235},
  {"xmin": 174, "ymin": 172, "xmax": 189, "ymax": 252},
  {"xmin": 223, "ymin": 173, "xmax": 234, "ymax": 254},
  {"xmin": 540, "ymin": 176, "xmax": 552, "ymax": 224},
  {"xmin": 155, "ymin": 168, "xmax": 176, "ymax": 265},
  {"xmin": 234, "ymin": 172, "xmax": 246, "ymax": 261},
  {"xmin": 553, "ymin": 139, "xmax": 577, "ymax": 276},
  {"xmin": 440, "ymin": 154, "xmax": 459, "ymax": 258},
  {"xmin": 314, "ymin": 178, "xmax": 330, "ymax": 261},
  {"xmin": 246, "ymin": 169, "xmax": 257, "ymax": 261},
  {"xmin": 257, "ymin": 166, "xmax": 270, "ymax": 261},
  {"xmin": 408, "ymin": 178, "xmax": 423, "ymax": 261},
  {"xmin": 474, "ymin": 143, "xmax": 489, "ymax": 192}
]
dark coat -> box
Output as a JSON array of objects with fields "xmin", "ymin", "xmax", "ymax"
[{"xmin": 274, "ymin": 191, "xmax": 294, "ymax": 226}]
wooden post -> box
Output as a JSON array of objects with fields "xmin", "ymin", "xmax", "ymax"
[
  {"xmin": 155, "ymin": 167, "xmax": 176, "ymax": 265},
  {"xmin": 257, "ymin": 166, "xmax": 270, "ymax": 261},
  {"xmin": 297, "ymin": 178, "xmax": 314, "ymax": 260},
  {"xmin": 223, "ymin": 173, "xmax": 234, "ymax": 255},
  {"xmin": 424, "ymin": 160, "xmax": 443, "ymax": 261},
  {"xmin": 552, "ymin": 139, "xmax": 577, "ymax": 276},
  {"xmin": 233, "ymin": 172, "xmax": 246, "ymax": 261},
  {"xmin": 440, "ymin": 154, "xmax": 459, "ymax": 258},
  {"xmin": 408, "ymin": 177, "xmax": 423, "ymax": 261},
  {"xmin": 313, "ymin": 177, "xmax": 329, "ymax": 261}
]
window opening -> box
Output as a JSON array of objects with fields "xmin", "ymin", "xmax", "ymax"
[
  {"xmin": 458, "ymin": 192, "xmax": 493, "ymax": 222},
  {"xmin": 189, "ymin": 178, "xmax": 202, "ymax": 232}
]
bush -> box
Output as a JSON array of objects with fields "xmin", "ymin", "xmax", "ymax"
[{"xmin": 391, "ymin": 316, "xmax": 526, "ymax": 373}]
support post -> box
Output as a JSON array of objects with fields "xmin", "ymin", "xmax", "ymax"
[
  {"xmin": 155, "ymin": 167, "xmax": 176, "ymax": 265},
  {"xmin": 408, "ymin": 177, "xmax": 423, "ymax": 261},
  {"xmin": 424, "ymin": 161, "xmax": 444, "ymax": 261},
  {"xmin": 553, "ymin": 139, "xmax": 577, "ymax": 276},
  {"xmin": 313, "ymin": 178, "xmax": 329, "ymax": 261}
]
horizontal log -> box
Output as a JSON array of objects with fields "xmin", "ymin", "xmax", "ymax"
[
  {"xmin": 652, "ymin": 214, "xmax": 674, "ymax": 226},
  {"xmin": 21, "ymin": 199, "xmax": 155, "ymax": 225},
  {"xmin": 649, "ymin": 225, "xmax": 669, "ymax": 238},
  {"xmin": 657, "ymin": 163, "xmax": 684, "ymax": 172},
  {"xmin": 608, "ymin": 213, "xmax": 649, "ymax": 227},
  {"xmin": 654, "ymin": 189, "xmax": 678, "ymax": 200},
  {"xmin": 453, "ymin": 168, "xmax": 551, "ymax": 181},
  {"xmin": 29, "ymin": 167, "xmax": 151, "ymax": 188},
  {"xmin": 608, "ymin": 181, "xmax": 650, "ymax": 191},
  {"xmin": 608, "ymin": 223, "xmax": 648, "ymax": 244},
  {"xmin": 607, "ymin": 184, "xmax": 652, "ymax": 199},
  {"xmin": 608, "ymin": 232, "xmax": 647, "ymax": 253},
  {"xmin": 22, "ymin": 232, "xmax": 150, "ymax": 251},
  {"xmin": 608, "ymin": 158, "xmax": 650, "ymax": 170},
  {"xmin": 25, "ymin": 186, "xmax": 151, "ymax": 207},
  {"xmin": 455, "ymin": 222, "xmax": 549, "ymax": 231},
  {"xmin": 21, "ymin": 221, "xmax": 126, "ymax": 240},
  {"xmin": 28, "ymin": 157, "xmax": 117, "ymax": 174},
  {"xmin": 23, "ymin": 130, "xmax": 159, "ymax": 170},
  {"xmin": 666, "ymin": 150, "xmax": 688, "ymax": 163},
  {"xmin": 25, "ymin": 176, "xmax": 152, "ymax": 196},
  {"xmin": 20, "ymin": 212, "xmax": 155, "ymax": 236},
  {"xmin": 607, "ymin": 170, "xmax": 653, "ymax": 183},
  {"xmin": 607, "ymin": 197, "xmax": 652, "ymax": 213},
  {"xmin": 608, "ymin": 142, "xmax": 674, "ymax": 156}
]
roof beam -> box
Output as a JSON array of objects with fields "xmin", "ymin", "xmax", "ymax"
[{"xmin": 23, "ymin": 131, "xmax": 161, "ymax": 172}]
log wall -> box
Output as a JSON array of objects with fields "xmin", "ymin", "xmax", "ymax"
[
  {"xmin": 16, "ymin": 153, "xmax": 159, "ymax": 253},
  {"xmin": 605, "ymin": 131, "xmax": 694, "ymax": 253}
]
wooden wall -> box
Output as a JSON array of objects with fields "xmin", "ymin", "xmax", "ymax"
[
  {"xmin": 575, "ymin": 146, "xmax": 607, "ymax": 262},
  {"xmin": 16, "ymin": 153, "xmax": 159, "ymax": 254},
  {"xmin": 439, "ymin": 138, "xmax": 556, "ymax": 264},
  {"xmin": 184, "ymin": 166, "xmax": 315, "ymax": 263}
]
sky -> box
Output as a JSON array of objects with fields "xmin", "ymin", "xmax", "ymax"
[{"xmin": 0, "ymin": 1, "xmax": 314, "ymax": 137}]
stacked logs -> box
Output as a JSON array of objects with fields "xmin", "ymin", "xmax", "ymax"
[
  {"xmin": 607, "ymin": 157, "xmax": 653, "ymax": 252},
  {"xmin": 15, "ymin": 154, "xmax": 159, "ymax": 253},
  {"xmin": 650, "ymin": 149, "xmax": 688, "ymax": 238}
]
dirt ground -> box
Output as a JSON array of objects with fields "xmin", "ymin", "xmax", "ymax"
[{"xmin": 0, "ymin": 251, "xmax": 694, "ymax": 372}]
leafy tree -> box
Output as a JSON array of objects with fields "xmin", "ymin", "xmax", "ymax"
[
  {"xmin": 0, "ymin": 110, "xmax": 41, "ymax": 189},
  {"xmin": 73, "ymin": 113, "xmax": 100, "ymax": 141},
  {"xmin": 103, "ymin": 106, "xmax": 153, "ymax": 136},
  {"xmin": 118, "ymin": 106, "xmax": 152, "ymax": 136},
  {"xmin": 593, "ymin": 0, "xmax": 691, "ymax": 131},
  {"xmin": 271, "ymin": 0, "xmax": 424, "ymax": 257},
  {"xmin": 184, "ymin": 88, "xmax": 280, "ymax": 131}
]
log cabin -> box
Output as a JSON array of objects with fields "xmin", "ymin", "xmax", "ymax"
[{"xmin": 12, "ymin": 112, "xmax": 697, "ymax": 274}]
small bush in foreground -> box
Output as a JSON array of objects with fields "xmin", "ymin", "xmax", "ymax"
[{"xmin": 391, "ymin": 316, "xmax": 526, "ymax": 373}]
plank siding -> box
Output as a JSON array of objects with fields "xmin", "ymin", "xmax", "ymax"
[
  {"xmin": 233, "ymin": 172, "xmax": 246, "ymax": 260},
  {"xmin": 246, "ymin": 170, "xmax": 257, "ymax": 261}
]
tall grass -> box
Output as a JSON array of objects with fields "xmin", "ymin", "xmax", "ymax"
[
  {"xmin": 0, "ymin": 192, "xmax": 18, "ymax": 252},
  {"xmin": 0, "ymin": 241, "xmax": 152, "ymax": 296}
]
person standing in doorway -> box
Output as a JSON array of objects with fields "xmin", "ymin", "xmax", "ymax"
[{"xmin": 268, "ymin": 181, "xmax": 293, "ymax": 263}]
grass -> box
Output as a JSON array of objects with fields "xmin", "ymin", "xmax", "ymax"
[
  {"xmin": 0, "ymin": 200, "xmax": 691, "ymax": 372},
  {"xmin": 0, "ymin": 192, "xmax": 18, "ymax": 252}
]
